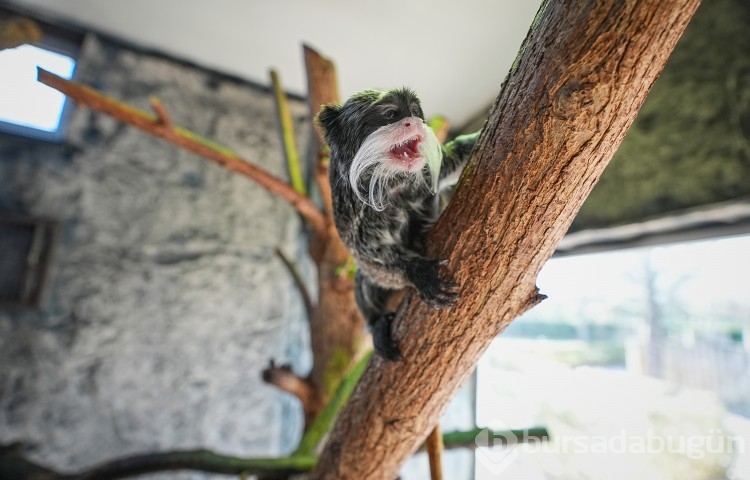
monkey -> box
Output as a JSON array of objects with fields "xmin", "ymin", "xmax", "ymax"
[{"xmin": 317, "ymin": 87, "xmax": 479, "ymax": 360}]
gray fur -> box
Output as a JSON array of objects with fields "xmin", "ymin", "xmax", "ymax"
[{"xmin": 318, "ymin": 88, "xmax": 479, "ymax": 360}]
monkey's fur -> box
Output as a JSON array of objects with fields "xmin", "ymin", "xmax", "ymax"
[{"xmin": 318, "ymin": 88, "xmax": 478, "ymax": 360}]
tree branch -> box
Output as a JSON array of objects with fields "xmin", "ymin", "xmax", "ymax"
[
  {"xmin": 275, "ymin": 248, "xmax": 315, "ymax": 321},
  {"xmin": 270, "ymin": 69, "xmax": 306, "ymax": 195},
  {"xmin": 441, "ymin": 426, "xmax": 549, "ymax": 450},
  {"xmin": 37, "ymin": 68, "xmax": 327, "ymax": 239},
  {"xmin": 299, "ymin": 46, "xmax": 366, "ymax": 419},
  {"xmin": 0, "ymin": 425, "xmax": 544, "ymax": 479},
  {"xmin": 295, "ymin": 352, "xmax": 372, "ymax": 456},
  {"xmin": 425, "ymin": 425, "xmax": 443, "ymax": 480},
  {"xmin": 0, "ymin": 448, "xmax": 315, "ymax": 480},
  {"xmin": 261, "ymin": 359, "xmax": 317, "ymax": 424},
  {"xmin": 304, "ymin": 44, "xmax": 339, "ymax": 217},
  {"xmin": 148, "ymin": 96, "xmax": 173, "ymax": 129},
  {"xmin": 312, "ymin": 0, "xmax": 701, "ymax": 478}
]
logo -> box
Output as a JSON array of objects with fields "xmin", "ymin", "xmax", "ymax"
[{"xmin": 475, "ymin": 420, "xmax": 520, "ymax": 475}]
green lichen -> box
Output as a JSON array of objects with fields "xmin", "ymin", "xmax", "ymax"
[
  {"xmin": 573, "ymin": 0, "xmax": 750, "ymax": 231},
  {"xmin": 296, "ymin": 352, "xmax": 372, "ymax": 456},
  {"xmin": 334, "ymin": 256, "xmax": 357, "ymax": 280},
  {"xmin": 322, "ymin": 346, "xmax": 355, "ymax": 398}
]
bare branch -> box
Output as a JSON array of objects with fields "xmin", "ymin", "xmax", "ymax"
[
  {"xmin": 62, "ymin": 452, "xmax": 315, "ymax": 480},
  {"xmin": 262, "ymin": 359, "xmax": 317, "ymax": 424},
  {"xmin": 0, "ymin": 426, "xmax": 545, "ymax": 479},
  {"xmin": 0, "ymin": 446, "xmax": 314, "ymax": 480},
  {"xmin": 148, "ymin": 96, "xmax": 173, "ymax": 129},
  {"xmin": 304, "ymin": 45, "xmax": 340, "ymax": 153},
  {"xmin": 275, "ymin": 248, "xmax": 315, "ymax": 321},
  {"xmin": 303, "ymin": 45, "xmax": 339, "ymax": 217},
  {"xmin": 300, "ymin": 44, "xmax": 365, "ymax": 417},
  {"xmin": 440, "ymin": 426, "xmax": 549, "ymax": 450},
  {"xmin": 37, "ymin": 68, "xmax": 327, "ymax": 238},
  {"xmin": 270, "ymin": 69, "xmax": 306, "ymax": 195},
  {"xmin": 425, "ymin": 424, "xmax": 444, "ymax": 480}
]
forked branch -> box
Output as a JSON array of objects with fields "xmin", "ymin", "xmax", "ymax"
[{"xmin": 37, "ymin": 68, "xmax": 327, "ymax": 238}]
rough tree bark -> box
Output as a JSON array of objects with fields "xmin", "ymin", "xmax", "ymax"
[{"xmin": 312, "ymin": 0, "xmax": 701, "ymax": 478}]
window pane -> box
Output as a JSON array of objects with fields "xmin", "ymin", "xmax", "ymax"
[
  {"xmin": 476, "ymin": 234, "xmax": 750, "ymax": 479},
  {"xmin": 0, "ymin": 44, "xmax": 76, "ymax": 132}
]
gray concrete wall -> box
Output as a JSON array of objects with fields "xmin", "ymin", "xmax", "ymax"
[{"xmin": 0, "ymin": 34, "xmax": 311, "ymax": 478}]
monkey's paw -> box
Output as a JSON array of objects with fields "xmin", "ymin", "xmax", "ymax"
[
  {"xmin": 407, "ymin": 258, "xmax": 459, "ymax": 309},
  {"xmin": 372, "ymin": 312, "xmax": 403, "ymax": 361}
]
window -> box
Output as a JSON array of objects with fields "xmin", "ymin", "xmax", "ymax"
[
  {"xmin": 476, "ymin": 234, "xmax": 750, "ymax": 479},
  {"xmin": 0, "ymin": 9, "xmax": 82, "ymax": 142}
]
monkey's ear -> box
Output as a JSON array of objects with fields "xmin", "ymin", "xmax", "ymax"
[{"xmin": 316, "ymin": 104, "xmax": 341, "ymax": 134}]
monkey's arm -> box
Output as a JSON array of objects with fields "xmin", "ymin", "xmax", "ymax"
[
  {"xmin": 438, "ymin": 131, "xmax": 480, "ymax": 189},
  {"xmin": 355, "ymin": 242, "xmax": 456, "ymax": 360},
  {"xmin": 354, "ymin": 271, "xmax": 403, "ymax": 360},
  {"xmin": 368, "ymin": 240, "xmax": 457, "ymax": 309}
]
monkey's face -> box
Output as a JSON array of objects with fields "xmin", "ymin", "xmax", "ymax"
[{"xmin": 318, "ymin": 88, "xmax": 443, "ymax": 211}]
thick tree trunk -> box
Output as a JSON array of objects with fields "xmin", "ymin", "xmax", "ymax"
[{"xmin": 312, "ymin": 0, "xmax": 700, "ymax": 478}]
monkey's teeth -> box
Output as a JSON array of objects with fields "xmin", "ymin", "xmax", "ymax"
[{"xmin": 390, "ymin": 136, "xmax": 422, "ymax": 160}]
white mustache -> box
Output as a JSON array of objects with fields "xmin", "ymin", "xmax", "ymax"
[{"xmin": 348, "ymin": 120, "xmax": 443, "ymax": 211}]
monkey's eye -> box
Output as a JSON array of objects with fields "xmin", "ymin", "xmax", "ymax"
[{"xmin": 382, "ymin": 108, "xmax": 398, "ymax": 119}]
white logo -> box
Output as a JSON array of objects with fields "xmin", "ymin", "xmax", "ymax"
[{"xmin": 475, "ymin": 420, "xmax": 520, "ymax": 475}]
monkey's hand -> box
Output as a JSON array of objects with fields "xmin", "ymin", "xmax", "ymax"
[{"xmin": 405, "ymin": 257, "xmax": 459, "ymax": 308}]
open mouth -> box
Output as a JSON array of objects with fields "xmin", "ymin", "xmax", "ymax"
[{"xmin": 389, "ymin": 136, "xmax": 423, "ymax": 163}]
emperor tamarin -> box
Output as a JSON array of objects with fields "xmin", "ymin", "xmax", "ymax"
[{"xmin": 318, "ymin": 88, "xmax": 479, "ymax": 360}]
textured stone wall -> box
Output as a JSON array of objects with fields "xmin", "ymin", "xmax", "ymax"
[{"xmin": 0, "ymin": 34, "xmax": 312, "ymax": 477}]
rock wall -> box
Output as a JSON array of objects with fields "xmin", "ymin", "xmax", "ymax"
[{"xmin": 0, "ymin": 34, "xmax": 312, "ymax": 477}]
